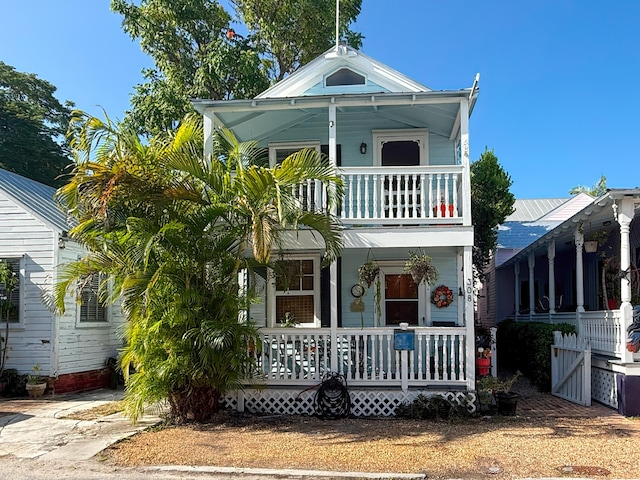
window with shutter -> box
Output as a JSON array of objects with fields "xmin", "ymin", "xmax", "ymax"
[{"xmin": 79, "ymin": 273, "xmax": 107, "ymax": 322}]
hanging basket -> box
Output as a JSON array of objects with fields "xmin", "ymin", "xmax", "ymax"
[
  {"xmin": 584, "ymin": 241, "xmax": 598, "ymax": 253},
  {"xmin": 358, "ymin": 261, "xmax": 380, "ymax": 288},
  {"xmin": 404, "ymin": 252, "xmax": 439, "ymax": 286}
]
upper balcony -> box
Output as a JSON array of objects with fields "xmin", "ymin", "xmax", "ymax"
[{"xmin": 298, "ymin": 165, "xmax": 465, "ymax": 227}]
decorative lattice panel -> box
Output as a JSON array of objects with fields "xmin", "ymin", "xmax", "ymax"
[
  {"xmin": 224, "ymin": 388, "xmax": 476, "ymax": 417},
  {"xmin": 591, "ymin": 367, "xmax": 618, "ymax": 408}
]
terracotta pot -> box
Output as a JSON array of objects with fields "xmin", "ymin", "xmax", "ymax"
[{"xmin": 26, "ymin": 382, "xmax": 47, "ymax": 398}]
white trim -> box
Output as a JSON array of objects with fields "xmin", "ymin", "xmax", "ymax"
[
  {"xmin": 372, "ymin": 129, "xmax": 429, "ymax": 166},
  {"xmin": 268, "ymin": 141, "xmax": 321, "ymax": 167},
  {"xmin": 268, "ymin": 254, "xmax": 321, "ymax": 328}
]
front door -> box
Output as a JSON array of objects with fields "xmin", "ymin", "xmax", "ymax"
[{"xmin": 383, "ymin": 273, "xmax": 419, "ymax": 326}]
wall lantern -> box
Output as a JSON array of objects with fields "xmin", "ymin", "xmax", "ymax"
[{"xmin": 359, "ymin": 142, "xmax": 367, "ymax": 154}]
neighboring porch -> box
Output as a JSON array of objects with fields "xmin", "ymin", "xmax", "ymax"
[{"xmin": 508, "ymin": 308, "xmax": 640, "ymax": 414}]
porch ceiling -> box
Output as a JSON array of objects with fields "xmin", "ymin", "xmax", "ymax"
[{"xmin": 194, "ymin": 91, "xmax": 468, "ymax": 143}]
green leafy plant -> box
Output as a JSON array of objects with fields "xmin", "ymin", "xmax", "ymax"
[
  {"xmin": 358, "ymin": 261, "xmax": 379, "ymax": 288},
  {"xmin": 497, "ymin": 320, "xmax": 575, "ymax": 390},
  {"xmin": 279, "ymin": 312, "xmax": 299, "ymax": 328},
  {"xmin": 404, "ymin": 252, "xmax": 439, "ymax": 286},
  {"xmin": 27, "ymin": 364, "xmax": 45, "ymax": 385},
  {"xmin": 395, "ymin": 393, "xmax": 473, "ymax": 420},
  {"xmin": 0, "ymin": 261, "xmax": 19, "ymax": 379}
]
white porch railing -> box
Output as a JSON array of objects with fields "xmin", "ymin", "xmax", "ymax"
[
  {"xmin": 247, "ymin": 327, "xmax": 468, "ymax": 387},
  {"xmin": 295, "ymin": 166, "xmax": 464, "ymax": 225},
  {"xmin": 580, "ymin": 310, "xmax": 624, "ymax": 357},
  {"xmin": 516, "ymin": 310, "xmax": 625, "ymax": 358}
]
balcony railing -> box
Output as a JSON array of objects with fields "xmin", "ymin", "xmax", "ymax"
[
  {"xmin": 294, "ymin": 166, "xmax": 465, "ymax": 225},
  {"xmin": 246, "ymin": 327, "xmax": 468, "ymax": 387}
]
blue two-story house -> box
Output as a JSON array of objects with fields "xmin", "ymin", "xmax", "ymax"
[{"xmin": 193, "ymin": 45, "xmax": 479, "ymax": 416}]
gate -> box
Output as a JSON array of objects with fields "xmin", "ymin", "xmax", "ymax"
[{"xmin": 551, "ymin": 331, "xmax": 591, "ymax": 406}]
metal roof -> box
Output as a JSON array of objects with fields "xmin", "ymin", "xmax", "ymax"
[
  {"xmin": 0, "ymin": 169, "xmax": 71, "ymax": 233},
  {"xmin": 506, "ymin": 198, "xmax": 568, "ymax": 222},
  {"xmin": 498, "ymin": 189, "xmax": 640, "ymax": 270}
]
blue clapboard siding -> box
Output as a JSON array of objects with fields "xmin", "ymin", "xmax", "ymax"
[{"xmin": 340, "ymin": 248, "xmax": 459, "ymax": 328}]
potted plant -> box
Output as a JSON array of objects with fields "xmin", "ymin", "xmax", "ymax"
[
  {"xmin": 25, "ymin": 364, "xmax": 47, "ymax": 398},
  {"xmin": 403, "ymin": 252, "xmax": 439, "ymax": 286},
  {"xmin": 476, "ymin": 347, "xmax": 491, "ymax": 377},
  {"xmin": 492, "ymin": 370, "xmax": 522, "ymax": 416},
  {"xmin": 476, "ymin": 375, "xmax": 498, "ymax": 413}
]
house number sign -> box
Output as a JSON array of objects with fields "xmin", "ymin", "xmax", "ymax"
[{"xmin": 465, "ymin": 278, "xmax": 473, "ymax": 303}]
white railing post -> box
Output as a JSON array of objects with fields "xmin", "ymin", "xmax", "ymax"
[
  {"xmin": 401, "ymin": 350, "xmax": 409, "ymax": 392},
  {"xmin": 490, "ymin": 327, "xmax": 497, "ymax": 377}
]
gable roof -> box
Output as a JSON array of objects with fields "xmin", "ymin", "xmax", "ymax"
[
  {"xmin": 0, "ymin": 169, "xmax": 71, "ymax": 233},
  {"xmin": 256, "ymin": 45, "xmax": 432, "ymax": 99}
]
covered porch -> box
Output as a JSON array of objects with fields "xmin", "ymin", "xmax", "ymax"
[{"xmin": 246, "ymin": 326, "xmax": 469, "ymax": 388}]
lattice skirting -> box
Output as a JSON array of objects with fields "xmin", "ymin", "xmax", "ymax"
[
  {"xmin": 591, "ymin": 366, "xmax": 618, "ymax": 409},
  {"xmin": 223, "ymin": 388, "xmax": 477, "ymax": 417}
]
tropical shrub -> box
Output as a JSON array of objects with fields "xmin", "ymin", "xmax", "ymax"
[{"xmin": 496, "ymin": 320, "xmax": 575, "ymax": 391}]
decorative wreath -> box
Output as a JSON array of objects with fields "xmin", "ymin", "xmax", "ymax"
[{"xmin": 432, "ymin": 285, "xmax": 454, "ymax": 308}]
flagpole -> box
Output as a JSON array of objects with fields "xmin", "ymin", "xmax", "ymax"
[{"xmin": 335, "ymin": 0, "xmax": 340, "ymax": 48}]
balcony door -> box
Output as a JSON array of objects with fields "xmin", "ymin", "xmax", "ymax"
[{"xmin": 373, "ymin": 129, "xmax": 428, "ymax": 219}]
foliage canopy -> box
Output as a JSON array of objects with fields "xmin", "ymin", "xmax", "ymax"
[
  {"xmin": 470, "ymin": 148, "xmax": 515, "ymax": 279},
  {"xmin": 55, "ymin": 112, "xmax": 343, "ymax": 422},
  {"xmin": 111, "ymin": 0, "xmax": 362, "ymax": 136},
  {"xmin": 0, "ymin": 61, "xmax": 73, "ymax": 187}
]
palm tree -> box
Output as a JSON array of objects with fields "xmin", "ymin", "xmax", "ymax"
[
  {"xmin": 55, "ymin": 112, "xmax": 343, "ymax": 422},
  {"xmin": 569, "ymin": 175, "xmax": 607, "ymax": 197}
]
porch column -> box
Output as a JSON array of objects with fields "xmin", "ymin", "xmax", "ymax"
[
  {"xmin": 459, "ymin": 99, "xmax": 472, "ymax": 226},
  {"xmin": 328, "ymin": 103, "xmax": 339, "ymax": 371},
  {"xmin": 574, "ymin": 228, "xmax": 585, "ymax": 313},
  {"xmin": 548, "ymin": 241, "xmax": 556, "ymax": 314},
  {"xmin": 528, "ymin": 253, "xmax": 535, "ymax": 314},
  {"xmin": 463, "ymin": 246, "xmax": 475, "ymax": 390},
  {"xmin": 514, "ymin": 262, "xmax": 520, "ymax": 320},
  {"xmin": 617, "ymin": 198, "xmax": 634, "ymax": 362},
  {"xmin": 203, "ymin": 108, "xmax": 214, "ymax": 162}
]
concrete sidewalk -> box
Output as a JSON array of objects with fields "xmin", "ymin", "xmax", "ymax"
[{"xmin": 0, "ymin": 389, "xmax": 161, "ymax": 461}]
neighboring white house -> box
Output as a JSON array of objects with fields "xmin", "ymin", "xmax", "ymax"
[
  {"xmin": 192, "ymin": 45, "xmax": 480, "ymax": 416},
  {"xmin": 0, "ymin": 168, "xmax": 124, "ymax": 393}
]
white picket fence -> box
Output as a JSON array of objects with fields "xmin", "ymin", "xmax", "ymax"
[{"xmin": 551, "ymin": 331, "xmax": 591, "ymax": 406}]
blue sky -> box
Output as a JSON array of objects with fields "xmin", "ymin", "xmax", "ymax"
[{"xmin": 1, "ymin": 1, "xmax": 639, "ymax": 198}]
